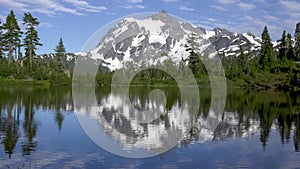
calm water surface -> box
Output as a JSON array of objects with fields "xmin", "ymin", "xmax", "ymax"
[{"xmin": 0, "ymin": 86, "xmax": 299, "ymax": 168}]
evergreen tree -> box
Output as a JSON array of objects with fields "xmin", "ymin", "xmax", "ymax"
[
  {"xmin": 2, "ymin": 10, "xmax": 22, "ymax": 64},
  {"xmin": 294, "ymin": 22, "xmax": 300, "ymax": 61},
  {"xmin": 54, "ymin": 37, "xmax": 66, "ymax": 63},
  {"xmin": 278, "ymin": 30, "xmax": 286, "ymax": 60},
  {"xmin": 259, "ymin": 26, "xmax": 275, "ymax": 72},
  {"xmin": 237, "ymin": 45, "xmax": 248, "ymax": 73},
  {"xmin": 227, "ymin": 56, "xmax": 240, "ymax": 79},
  {"xmin": 286, "ymin": 33, "xmax": 294, "ymax": 60},
  {"xmin": 23, "ymin": 12, "xmax": 42, "ymax": 70},
  {"xmin": 0, "ymin": 20, "xmax": 3, "ymax": 58},
  {"xmin": 184, "ymin": 33, "xmax": 202, "ymax": 74}
]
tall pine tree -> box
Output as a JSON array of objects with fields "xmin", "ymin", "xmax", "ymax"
[
  {"xmin": 23, "ymin": 12, "xmax": 42, "ymax": 70},
  {"xmin": 184, "ymin": 33, "xmax": 203, "ymax": 74},
  {"xmin": 295, "ymin": 22, "xmax": 300, "ymax": 61},
  {"xmin": 0, "ymin": 20, "xmax": 3, "ymax": 58},
  {"xmin": 278, "ymin": 30, "xmax": 286, "ymax": 60},
  {"xmin": 54, "ymin": 37, "xmax": 66, "ymax": 64},
  {"xmin": 286, "ymin": 33, "xmax": 294, "ymax": 60},
  {"xmin": 2, "ymin": 10, "xmax": 22, "ymax": 64},
  {"xmin": 237, "ymin": 45, "xmax": 248, "ymax": 74},
  {"xmin": 259, "ymin": 26, "xmax": 275, "ymax": 72}
]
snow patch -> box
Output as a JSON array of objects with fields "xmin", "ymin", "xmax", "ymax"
[
  {"xmin": 222, "ymin": 35, "xmax": 231, "ymax": 39},
  {"xmin": 203, "ymin": 31, "xmax": 215, "ymax": 39},
  {"xmin": 243, "ymin": 33, "xmax": 260, "ymax": 46},
  {"xmin": 132, "ymin": 34, "xmax": 145, "ymax": 47}
]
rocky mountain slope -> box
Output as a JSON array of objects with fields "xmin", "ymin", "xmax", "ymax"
[{"xmin": 76, "ymin": 11, "xmax": 265, "ymax": 71}]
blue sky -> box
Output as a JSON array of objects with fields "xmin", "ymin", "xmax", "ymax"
[{"xmin": 0, "ymin": 0, "xmax": 299, "ymax": 54}]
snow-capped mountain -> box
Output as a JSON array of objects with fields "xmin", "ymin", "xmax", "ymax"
[{"xmin": 77, "ymin": 11, "xmax": 263, "ymax": 71}]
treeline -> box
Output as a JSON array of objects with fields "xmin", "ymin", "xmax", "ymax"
[
  {"xmin": 221, "ymin": 25, "xmax": 300, "ymax": 89},
  {"xmin": 0, "ymin": 10, "xmax": 71, "ymax": 85}
]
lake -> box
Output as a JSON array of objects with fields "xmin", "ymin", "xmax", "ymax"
[{"xmin": 0, "ymin": 85, "xmax": 299, "ymax": 168}]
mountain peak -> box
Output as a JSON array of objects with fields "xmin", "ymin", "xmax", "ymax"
[
  {"xmin": 82, "ymin": 12, "xmax": 262, "ymax": 71},
  {"xmin": 160, "ymin": 10, "xmax": 167, "ymax": 14}
]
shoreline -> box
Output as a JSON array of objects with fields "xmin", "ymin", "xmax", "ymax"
[
  {"xmin": 1, "ymin": 78, "xmax": 299, "ymax": 91},
  {"xmin": 0, "ymin": 78, "xmax": 50, "ymax": 86}
]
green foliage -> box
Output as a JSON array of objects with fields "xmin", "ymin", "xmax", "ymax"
[
  {"xmin": 279, "ymin": 30, "xmax": 287, "ymax": 60},
  {"xmin": 0, "ymin": 20, "xmax": 3, "ymax": 58},
  {"xmin": 49, "ymin": 71, "xmax": 71, "ymax": 86},
  {"xmin": 260, "ymin": 26, "xmax": 275, "ymax": 72},
  {"xmin": 184, "ymin": 33, "xmax": 207, "ymax": 75},
  {"xmin": 224, "ymin": 25, "xmax": 299, "ymax": 89},
  {"xmin": 54, "ymin": 37, "xmax": 66, "ymax": 63},
  {"xmin": 295, "ymin": 22, "xmax": 300, "ymax": 61},
  {"xmin": 96, "ymin": 70, "xmax": 112, "ymax": 86},
  {"xmin": 222, "ymin": 46, "xmax": 251, "ymax": 80},
  {"xmin": 0, "ymin": 11, "xmax": 70, "ymax": 86},
  {"xmin": 23, "ymin": 12, "xmax": 42, "ymax": 70},
  {"xmin": 2, "ymin": 10, "xmax": 22, "ymax": 64},
  {"xmin": 129, "ymin": 68, "xmax": 176, "ymax": 86}
]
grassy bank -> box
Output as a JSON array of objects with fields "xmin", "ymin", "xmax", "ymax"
[
  {"xmin": 0, "ymin": 71, "xmax": 298, "ymax": 90},
  {"xmin": 0, "ymin": 78, "xmax": 50, "ymax": 86}
]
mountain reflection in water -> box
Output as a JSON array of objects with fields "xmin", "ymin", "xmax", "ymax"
[{"xmin": 0, "ymin": 86, "xmax": 299, "ymax": 160}]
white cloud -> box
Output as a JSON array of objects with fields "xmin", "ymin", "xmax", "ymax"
[
  {"xmin": 279, "ymin": 0, "xmax": 300, "ymax": 21},
  {"xmin": 30, "ymin": 8, "xmax": 56, "ymax": 15},
  {"xmin": 231, "ymin": 15, "xmax": 285, "ymax": 40},
  {"xmin": 39, "ymin": 21, "xmax": 53, "ymax": 28},
  {"xmin": 163, "ymin": 0, "xmax": 179, "ymax": 2},
  {"xmin": 262, "ymin": 15, "xmax": 278, "ymax": 22},
  {"xmin": 180, "ymin": 5, "xmax": 194, "ymax": 11},
  {"xmin": 118, "ymin": 5, "xmax": 145, "ymax": 9},
  {"xmin": 253, "ymin": 0, "xmax": 266, "ymax": 3},
  {"xmin": 118, "ymin": 5, "xmax": 133, "ymax": 9},
  {"xmin": 279, "ymin": 0, "xmax": 300, "ymax": 29},
  {"xmin": 0, "ymin": 0, "xmax": 108, "ymax": 16},
  {"xmin": 0, "ymin": 0, "xmax": 27, "ymax": 10},
  {"xmin": 208, "ymin": 18, "xmax": 217, "ymax": 22},
  {"xmin": 128, "ymin": 0, "xmax": 142, "ymax": 3},
  {"xmin": 105, "ymin": 12, "xmax": 115, "ymax": 15},
  {"xmin": 117, "ymin": 5, "xmax": 130, "ymax": 9},
  {"xmin": 218, "ymin": 0, "xmax": 239, "ymax": 4},
  {"xmin": 210, "ymin": 5, "xmax": 227, "ymax": 11},
  {"xmin": 198, "ymin": 18, "xmax": 232, "ymax": 31},
  {"xmin": 279, "ymin": 0, "xmax": 300, "ymax": 12},
  {"xmin": 63, "ymin": 0, "xmax": 90, "ymax": 6},
  {"xmin": 0, "ymin": 0, "xmax": 84, "ymax": 16},
  {"xmin": 63, "ymin": 0, "xmax": 107, "ymax": 12},
  {"xmin": 21, "ymin": 0, "xmax": 84, "ymax": 15},
  {"xmin": 187, "ymin": 20, "xmax": 198, "ymax": 24},
  {"xmin": 136, "ymin": 5, "xmax": 145, "ymax": 9},
  {"xmin": 238, "ymin": 2, "xmax": 255, "ymax": 10}
]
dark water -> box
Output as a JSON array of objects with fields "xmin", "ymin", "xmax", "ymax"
[{"xmin": 0, "ymin": 86, "xmax": 299, "ymax": 168}]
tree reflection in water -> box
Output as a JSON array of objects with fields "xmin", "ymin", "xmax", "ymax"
[
  {"xmin": 0, "ymin": 86, "xmax": 72, "ymax": 158},
  {"xmin": 0, "ymin": 86, "xmax": 299, "ymax": 158}
]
